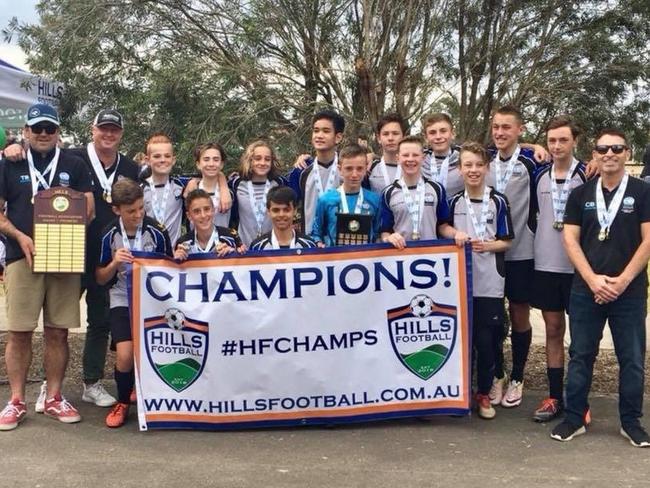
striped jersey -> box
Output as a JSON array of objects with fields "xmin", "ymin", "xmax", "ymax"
[{"xmin": 142, "ymin": 176, "xmax": 185, "ymax": 246}]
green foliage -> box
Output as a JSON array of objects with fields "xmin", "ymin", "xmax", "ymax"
[{"xmin": 4, "ymin": 0, "xmax": 650, "ymax": 162}]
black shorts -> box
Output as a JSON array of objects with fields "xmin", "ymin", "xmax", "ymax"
[
  {"xmin": 530, "ymin": 271, "xmax": 573, "ymax": 312},
  {"xmin": 472, "ymin": 297, "xmax": 505, "ymax": 327},
  {"xmin": 504, "ymin": 259, "xmax": 534, "ymax": 304},
  {"xmin": 109, "ymin": 306, "xmax": 132, "ymax": 344}
]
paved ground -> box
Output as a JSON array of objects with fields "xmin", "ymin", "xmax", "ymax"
[{"xmin": 0, "ymin": 383, "xmax": 648, "ymax": 488}]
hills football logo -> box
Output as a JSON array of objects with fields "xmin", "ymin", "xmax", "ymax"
[
  {"xmin": 387, "ymin": 294, "xmax": 457, "ymax": 380},
  {"xmin": 144, "ymin": 308, "xmax": 209, "ymax": 392}
]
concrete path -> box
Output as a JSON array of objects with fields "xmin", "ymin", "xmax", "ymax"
[{"xmin": 0, "ymin": 383, "xmax": 648, "ymax": 488}]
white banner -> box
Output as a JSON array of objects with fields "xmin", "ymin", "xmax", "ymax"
[{"xmin": 130, "ymin": 241, "xmax": 472, "ymax": 430}]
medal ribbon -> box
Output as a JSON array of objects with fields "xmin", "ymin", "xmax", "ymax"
[
  {"xmin": 148, "ymin": 178, "xmax": 171, "ymax": 224},
  {"xmin": 550, "ymin": 158, "xmax": 579, "ymax": 225},
  {"xmin": 87, "ymin": 143, "xmax": 120, "ymax": 199},
  {"xmin": 247, "ymin": 180, "xmax": 272, "ymax": 234},
  {"xmin": 119, "ymin": 218, "xmax": 143, "ymax": 251},
  {"xmin": 199, "ymin": 179, "xmax": 220, "ymax": 209},
  {"xmin": 399, "ymin": 178, "xmax": 425, "ymax": 236},
  {"xmin": 193, "ymin": 227, "xmax": 219, "ymax": 253},
  {"xmin": 429, "ymin": 152, "xmax": 451, "ymax": 188},
  {"xmin": 312, "ymin": 154, "xmax": 339, "ymax": 197},
  {"xmin": 338, "ymin": 186, "xmax": 364, "ymax": 214},
  {"xmin": 464, "ymin": 186, "xmax": 491, "ymax": 241},
  {"xmin": 27, "ymin": 147, "xmax": 60, "ymax": 199},
  {"xmin": 495, "ymin": 145, "xmax": 521, "ymax": 193},
  {"xmin": 596, "ymin": 173, "xmax": 629, "ymax": 237},
  {"xmin": 380, "ymin": 158, "xmax": 401, "ymax": 187}
]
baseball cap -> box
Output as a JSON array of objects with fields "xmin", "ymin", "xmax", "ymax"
[
  {"xmin": 93, "ymin": 109, "xmax": 124, "ymax": 129},
  {"xmin": 26, "ymin": 103, "xmax": 60, "ymax": 127}
]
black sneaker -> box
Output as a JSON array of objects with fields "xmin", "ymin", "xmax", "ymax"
[
  {"xmin": 620, "ymin": 424, "xmax": 650, "ymax": 448},
  {"xmin": 550, "ymin": 420, "xmax": 586, "ymax": 442}
]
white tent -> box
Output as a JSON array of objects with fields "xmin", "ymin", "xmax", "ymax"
[{"xmin": 0, "ymin": 58, "xmax": 63, "ymax": 129}]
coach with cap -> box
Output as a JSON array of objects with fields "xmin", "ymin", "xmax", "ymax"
[
  {"xmin": 3, "ymin": 108, "xmax": 139, "ymax": 407},
  {"xmin": 0, "ymin": 103, "xmax": 94, "ymax": 430}
]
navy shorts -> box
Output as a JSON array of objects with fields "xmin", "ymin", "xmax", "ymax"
[
  {"xmin": 531, "ymin": 271, "xmax": 573, "ymax": 312},
  {"xmin": 504, "ymin": 259, "xmax": 534, "ymax": 304},
  {"xmin": 109, "ymin": 306, "xmax": 132, "ymax": 344}
]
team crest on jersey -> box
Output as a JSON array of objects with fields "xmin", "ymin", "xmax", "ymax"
[
  {"xmin": 144, "ymin": 309, "xmax": 209, "ymax": 392},
  {"xmin": 622, "ymin": 196, "xmax": 635, "ymax": 213},
  {"xmin": 387, "ymin": 294, "xmax": 457, "ymax": 380},
  {"xmin": 58, "ymin": 172, "xmax": 70, "ymax": 187},
  {"xmin": 20, "ymin": 175, "xmax": 30, "ymax": 183}
]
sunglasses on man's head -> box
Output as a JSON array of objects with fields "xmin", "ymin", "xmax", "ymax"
[
  {"xmin": 594, "ymin": 144, "xmax": 628, "ymax": 155},
  {"xmin": 30, "ymin": 124, "xmax": 58, "ymax": 135}
]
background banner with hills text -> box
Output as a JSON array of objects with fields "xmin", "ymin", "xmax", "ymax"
[{"xmin": 129, "ymin": 241, "xmax": 472, "ymax": 431}]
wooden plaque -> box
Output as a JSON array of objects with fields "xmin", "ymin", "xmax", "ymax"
[{"xmin": 32, "ymin": 187, "xmax": 87, "ymax": 273}]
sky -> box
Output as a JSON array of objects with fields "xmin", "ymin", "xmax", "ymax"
[{"xmin": 0, "ymin": 0, "xmax": 39, "ymax": 70}]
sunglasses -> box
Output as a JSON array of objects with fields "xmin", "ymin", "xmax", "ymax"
[
  {"xmin": 594, "ymin": 144, "xmax": 627, "ymax": 155},
  {"xmin": 30, "ymin": 124, "xmax": 58, "ymax": 135}
]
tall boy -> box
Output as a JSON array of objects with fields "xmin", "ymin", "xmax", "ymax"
[
  {"xmin": 530, "ymin": 116, "xmax": 587, "ymax": 422},
  {"xmin": 486, "ymin": 105, "xmax": 537, "ymax": 408},
  {"xmin": 250, "ymin": 186, "xmax": 317, "ymax": 250},
  {"xmin": 96, "ymin": 179, "xmax": 172, "ymax": 428},
  {"xmin": 380, "ymin": 136, "xmax": 468, "ymax": 249},
  {"xmin": 142, "ymin": 133, "xmax": 185, "ymax": 245},
  {"xmin": 366, "ymin": 113, "xmax": 407, "ymax": 194},
  {"xmin": 449, "ymin": 142, "xmax": 513, "ymax": 419},
  {"xmin": 288, "ymin": 109, "xmax": 345, "ymax": 235},
  {"xmin": 311, "ymin": 144, "xmax": 381, "ymax": 246}
]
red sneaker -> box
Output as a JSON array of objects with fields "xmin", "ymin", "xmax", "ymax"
[
  {"xmin": 44, "ymin": 395, "xmax": 81, "ymax": 424},
  {"xmin": 106, "ymin": 402, "xmax": 130, "ymax": 428},
  {"xmin": 0, "ymin": 400, "xmax": 27, "ymax": 431}
]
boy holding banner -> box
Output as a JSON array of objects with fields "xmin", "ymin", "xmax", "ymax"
[
  {"xmin": 380, "ymin": 136, "xmax": 468, "ymax": 249},
  {"xmin": 142, "ymin": 133, "xmax": 185, "ymax": 246},
  {"xmin": 249, "ymin": 186, "xmax": 317, "ymax": 250},
  {"xmin": 311, "ymin": 144, "xmax": 381, "ymax": 247},
  {"xmin": 449, "ymin": 142, "xmax": 513, "ymax": 419},
  {"xmin": 174, "ymin": 189, "xmax": 240, "ymax": 259},
  {"xmin": 96, "ymin": 179, "xmax": 173, "ymax": 428}
]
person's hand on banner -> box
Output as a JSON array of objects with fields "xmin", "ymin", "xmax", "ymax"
[{"xmin": 383, "ymin": 232, "xmax": 406, "ymax": 249}]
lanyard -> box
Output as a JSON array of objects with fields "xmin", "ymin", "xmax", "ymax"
[
  {"xmin": 380, "ymin": 159, "xmax": 401, "ymax": 187},
  {"xmin": 550, "ymin": 158, "xmax": 579, "ymax": 226},
  {"xmin": 247, "ymin": 180, "xmax": 272, "ymax": 234},
  {"xmin": 193, "ymin": 228, "xmax": 219, "ymax": 253},
  {"xmin": 119, "ymin": 218, "xmax": 143, "ymax": 251},
  {"xmin": 199, "ymin": 179, "xmax": 220, "ymax": 209},
  {"xmin": 495, "ymin": 145, "xmax": 521, "ymax": 193},
  {"xmin": 312, "ymin": 155, "xmax": 339, "ymax": 197},
  {"xmin": 399, "ymin": 178, "xmax": 425, "ymax": 239},
  {"xmin": 464, "ymin": 186, "xmax": 491, "ymax": 241},
  {"xmin": 148, "ymin": 178, "xmax": 171, "ymax": 224},
  {"xmin": 429, "ymin": 152, "xmax": 451, "ymax": 188},
  {"xmin": 27, "ymin": 147, "xmax": 60, "ymax": 200},
  {"xmin": 595, "ymin": 174, "xmax": 629, "ymax": 241},
  {"xmin": 87, "ymin": 143, "xmax": 120, "ymax": 201},
  {"xmin": 271, "ymin": 230, "xmax": 296, "ymax": 249},
  {"xmin": 338, "ymin": 186, "xmax": 364, "ymax": 214}
]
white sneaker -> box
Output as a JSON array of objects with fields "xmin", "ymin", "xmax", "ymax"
[
  {"xmin": 35, "ymin": 381, "xmax": 47, "ymax": 413},
  {"xmin": 501, "ymin": 380, "xmax": 524, "ymax": 408},
  {"xmin": 488, "ymin": 375, "xmax": 507, "ymax": 406},
  {"xmin": 82, "ymin": 381, "xmax": 117, "ymax": 407}
]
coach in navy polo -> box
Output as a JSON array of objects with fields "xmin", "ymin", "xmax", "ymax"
[
  {"xmin": 0, "ymin": 104, "xmax": 94, "ymax": 430},
  {"xmin": 551, "ymin": 128, "xmax": 650, "ymax": 447}
]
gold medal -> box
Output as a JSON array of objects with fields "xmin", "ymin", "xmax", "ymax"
[
  {"xmin": 104, "ymin": 192, "xmax": 112, "ymax": 203},
  {"xmin": 412, "ymin": 231, "xmax": 420, "ymax": 240},
  {"xmin": 31, "ymin": 196, "xmax": 35, "ymax": 205},
  {"xmin": 598, "ymin": 229, "xmax": 607, "ymax": 241},
  {"xmin": 553, "ymin": 221, "xmax": 563, "ymax": 231}
]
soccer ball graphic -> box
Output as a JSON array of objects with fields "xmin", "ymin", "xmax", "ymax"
[
  {"xmin": 410, "ymin": 294, "xmax": 434, "ymax": 318},
  {"xmin": 164, "ymin": 308, "xmax": 185, "ymax": 330}
]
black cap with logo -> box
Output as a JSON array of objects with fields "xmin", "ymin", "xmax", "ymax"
[{"xmin": 93, "ymin": 109, "xmax": 124, "ymax": 129}]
